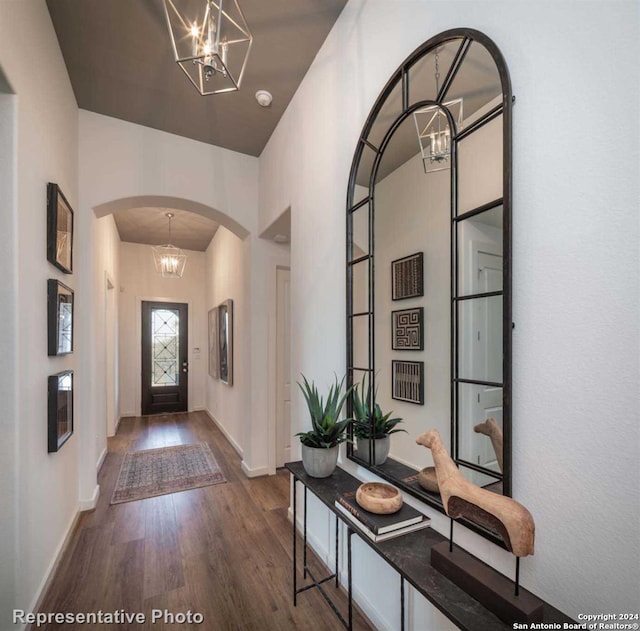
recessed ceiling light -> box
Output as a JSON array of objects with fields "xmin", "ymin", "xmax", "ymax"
[
  {"xmin": 256, "ymin": 90, "xmax": 273, "ymax": 107},
  {"xmin": 273, "ymin": 233, "xmax": 288, "ymax": 243}
]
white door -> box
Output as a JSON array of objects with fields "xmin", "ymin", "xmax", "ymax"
[
  {"xmin": 276, "ymin": 268, "xmax": 291, "ymax": 468},
  {"xmin": 105, "ymin": 273, "xmax": 117, "ymax": 436},
  {"xmin": 469, "ymin": 246, "xmax": 503, "ymax": 472}
]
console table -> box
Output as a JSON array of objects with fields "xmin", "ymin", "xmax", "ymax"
[{"xmin": 286, "ymin": 461, "xmax": 571, "ymax": 631}]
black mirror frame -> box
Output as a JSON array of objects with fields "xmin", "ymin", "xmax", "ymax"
[{"xmin": 345, "ymin": 28, "xmax": 512, "ymax": 547}]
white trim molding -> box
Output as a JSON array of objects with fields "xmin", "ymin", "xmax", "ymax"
[
  {"xmin": 204, "ymin": 408, "xmax": 243, "ymax": 458},
  {"xmin": 79, "ymin": 485, "xmax": 100, "ymax": 511}
]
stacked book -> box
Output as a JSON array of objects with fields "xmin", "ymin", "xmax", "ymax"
[{"xmin": 335, "ymin": 490, "xmax": 430, "ymax": 543}]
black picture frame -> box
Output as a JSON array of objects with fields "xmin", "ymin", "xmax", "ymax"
[
  {"xmin": 218, "ymin": 299, "xmax": 233, "ymax": 386},
  {"xmin": 391, "ymin": 252, "xmax": 424, "ymax": 300},
  {"xmin": 47, "ymin": 183, "xmax": 74, "ymax": 274},
  {"xmin": 48, "ymin": 370, "xmax": 74, "ymax": 453},
  {"xmin": 48, "ymin": 279, "xmax": 74, "ymax": 356},
  {"xmin": 392, "ymin": 307, "xmax": 424, "ymax": 350},
  {"xmin": 391, "ymin": 360, "xmax": 424, "ymax": 405}
]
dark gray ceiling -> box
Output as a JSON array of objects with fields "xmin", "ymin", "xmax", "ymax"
[{"xmin": 47, "ymin": 0, "xmax": 347, "ymax": 156}]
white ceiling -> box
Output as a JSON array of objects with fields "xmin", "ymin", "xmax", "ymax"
[{"xmin": 113, "ymin": 207, "xmax": 219, "ymax": 252}]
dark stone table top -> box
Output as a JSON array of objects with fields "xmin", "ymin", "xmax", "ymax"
[{"xmin": 286, "ymin": 461, "xmax": 572, "ymax": 631}]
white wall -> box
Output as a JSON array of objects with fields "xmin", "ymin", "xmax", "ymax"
[
  {"xmin": 77, "ymin": 111, "xmax": 280, "ymax": 479},
  {"xmin": 0, "ymin": 1, "xmax": 79, "ymax": 623},
  {"xmin": 205, "ymin": 227, "xmax": 246, "ymax": 454},
  {"xmin": 260, "ymin": 0, "xmax": 640, "ymax": 624},
  {"xmin": 118, "ymin": 242, "xmax": 207, "ymax": 416}
]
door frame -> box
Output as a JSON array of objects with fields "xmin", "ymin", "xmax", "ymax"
[
  {"xmin": 104, "ymin": 272, "xmax": 117, "ymax": 436},
  {"xmin": 135, "ymin": 295, "xmax": 194, "ymax": 416},
  {"xmin": 267, "ymin": 265, "xmax": 291, "ymax": 474}
]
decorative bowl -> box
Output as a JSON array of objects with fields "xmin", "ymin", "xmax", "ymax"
[
  {"xmin": 418, "ymin": 466, "xmax": 439, "ymax": 493},
  {"xmin": 355, "ymin": 482, "xmax": 403, "ymax": 514}
]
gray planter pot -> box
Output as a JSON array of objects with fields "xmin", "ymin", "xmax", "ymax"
[
  {"xmin": 356, "ymin": 436, "xmax": 390, "ymax": 465},
  {"xmin": 301, "ymin": 444, "xmax": 339, "ymax": 478}
]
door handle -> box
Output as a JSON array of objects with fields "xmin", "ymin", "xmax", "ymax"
[{"xmin": 183, "ymin": 361, "xmax": 189, "ymax": 373}]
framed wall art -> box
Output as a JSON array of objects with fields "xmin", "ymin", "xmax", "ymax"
[
  {"xmin": 218, "ymin": 299, "xmax": 233, "ymax": 386},
  {"xmin": 208, "ymin": 307, "xmax": 219, "ymax": 379},
  {"xmin": 391, "ymin": 252, "xmax": 423, "ymax": 300},
  {"xmin": 48, "ymin": 370, "xmax": 74, "ymax": 453},
  {"xmin": 391, "ymin": 360, "xmax": 424, "ymax": 405},
  {"xmin": 48, "ymin": 279, "xmax": 74, "ymax": 356},
  {"xmin": 47, "ymin": 182, "xmax": 74, "ymax": 274},
  {"xmin": 392, "ymin": 307, "xmax": 424, "ymax": 350}
]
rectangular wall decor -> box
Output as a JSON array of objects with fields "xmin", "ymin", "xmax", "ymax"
[
  {"xmin": 48, "ymin": 279, "xmax": 74, "ymax": 356},
  {"xmin": 392, "ymin": 360, "xmax": 424, "ymax": 405},
  {"xmin": 392, "ymin": 252, "xmax": 423, "ymax": 300},
  {"xmin": 47, "ymin": 182, "xmax": 74, "ymax": 274},
  {"xmin": 392, "ymin": 307, "xmax": 424, "ymax": 350},
  {"xmin": 208, "ymin": 307, "xmax": 219, "ymax": 379},
  {"xmin": 48, "ymin": 370, "xmax": 74, "ymax": 453},
  {"xmin": 218, "ymin": 299, "xmax": 233, "ymax": 386}
]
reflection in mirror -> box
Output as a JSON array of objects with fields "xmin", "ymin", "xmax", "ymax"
[
  {"xmin": 373, "ymin": 113, "xmax": 451, "ymax": 476},
  {"xmin": 366, "ymin": 75, "xmax": 403, "ymax": 150},
  {"xmin": 351, "ymin": 259, "xmax": 369, "ymax": 316},
  {"xmin": 457, "ymin": 382, "xmax": 503, "ymax": 473},
  {"xmin": 408, "ymin": 38, "xmax": 463, "ymax": 105},
  {"xmin": 351, "ymin": 142, "xmax": 377, "ymax": 207},
  {"xmin": 458, "ymin": 295, "xmax": 503, "ymax": 383},
  {"xmin": 350, "ymin": 205, "xmax": 369, "ymax": 260},
  {"xmin": 457, "ymin": 205, "xmax": 503, "ymax": 296},
  {"xmin": 458, "ymin": 463, "xmax": 503, "ymax": 494},
  {"xmin": 351, "ymin": 315, "xmax": 369, "ymax": 370},
  {"xmin": 457, "ymin": 112, "xmax": 503, "ymax": 214},
  {"xmin": 442, "ymin": 41, "xmax": 503, "ymax": 128}
]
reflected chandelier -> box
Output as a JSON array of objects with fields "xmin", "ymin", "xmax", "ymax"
[
  {"xmin": 152, "ymin": 213, "xmax": 187, "ymax": 279},
  {"xmin": 413, "ymin": 47, "xmax": 463, "ymax": 173},
  {"xmin": 163, "ymin": 0, "xmax": 253, "ymax": 96}
]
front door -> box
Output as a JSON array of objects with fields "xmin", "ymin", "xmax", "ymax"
[{"xmin": 141, "ymin": 301, "xmax": 188, "ymax": 415}]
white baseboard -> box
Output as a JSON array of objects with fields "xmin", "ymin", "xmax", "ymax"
[
  {"xmin": 191, "ymin": 406, "xmax": 205, "ymax": 412},
  {"xmin": 78, "ymin": 485, "xmax": 100, "ymax": 511},
  {"xmin": 204, "ymin": 408, "xmax": 244, "ymax": 458},
  {"xmin": 26, "ymin": 508, "xmax": 81, "ymax": 620},
  {"xmin": 114, "ymin": 414, "xmax": 123, "ymax": 434},
  {"xmin": 96, "ymin": 447, "xmax": 107, "ymax": 473},
  {"xmin": 240, "ymin": 461, "xmax": 270, "ymax": 478}
]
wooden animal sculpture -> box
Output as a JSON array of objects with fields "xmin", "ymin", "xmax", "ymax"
[
  {"xmin": 473, "ymin": 417, "xmax": 504, "ymax": 473},
  {"xmin": 416, "ymin": 429, "xmax": 534, "ymax": 557}
]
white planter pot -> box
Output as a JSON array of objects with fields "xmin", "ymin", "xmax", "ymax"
[
  {"xmin": 356, "ymin": 436, "xmax": 390, "ymax": 465},
  {"xmin": 301, "ymin": 444, "xmax": 339, "ymax": 478}
]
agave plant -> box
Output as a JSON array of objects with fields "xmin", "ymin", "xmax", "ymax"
[
  {"xmin": 296, "ymin": 374, "xmax": 352, "ymax": 448},
  {"xmin": 351, "ymin": 374, "xmax": 405, "ymax": 439}
]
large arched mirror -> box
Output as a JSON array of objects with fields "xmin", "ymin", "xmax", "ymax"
[{"xmin": 346, "ymin": 29, "xmax": 512, "ymax": 543}]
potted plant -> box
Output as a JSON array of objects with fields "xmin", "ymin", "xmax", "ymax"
[
  {"xmin": 296, "ymin": 374, "xmax": 351, "ymax": 478},
  {"xmin": 352, "ymin": 376, "xmax": 405, "ymax": 465}
]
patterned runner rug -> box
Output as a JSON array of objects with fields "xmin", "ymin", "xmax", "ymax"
[{"xmin": 111, "ymin": 442, "xmax": 226, "ymax": 504}]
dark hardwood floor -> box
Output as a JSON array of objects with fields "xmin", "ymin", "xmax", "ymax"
[{"xmin": 36, "ymin": 411, "xmax": 373, "ymax": 630}]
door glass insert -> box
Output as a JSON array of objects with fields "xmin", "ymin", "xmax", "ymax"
[{"xmin": 151, "ymin": 308, "xmax": 180, "ymax": 386}]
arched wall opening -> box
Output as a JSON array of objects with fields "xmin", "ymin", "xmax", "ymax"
[{"xmin": 93, "ymin": 195, "xmax": 250, "ymax": 240}]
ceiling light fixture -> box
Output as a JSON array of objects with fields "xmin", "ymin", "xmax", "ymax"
[
  {"xmin": 413, "ymin": 47, "xmax": 463, "ymax": 173},
  {"xmin": 152, "ymin": 213, "xmax": 187, "ymax": 278},
  {"xmin": 163, "ymin": 0, "xmax": 253, "ymax": 96}
]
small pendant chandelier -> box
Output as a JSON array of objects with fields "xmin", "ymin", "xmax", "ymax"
[
  {"xmin": 152, "ymin": 213, "xmax": 187, "ymax": 278},
  {"xmin": 163, "ymin": 0, "xmax": 252, "ymax": 96},
  {"xmin": 413, "ymin": 47, "xmax": 464, "ymax": 173}
]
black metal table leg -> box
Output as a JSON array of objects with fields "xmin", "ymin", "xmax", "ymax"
[
  {"xmin": 303, "ymin": 486, "xmax": 308, "ymax": 578},
  {"xmin": 401, "ymin": 576, "xmax": 405, "ymax": 631},
  {"xmin": 335, "ymin": 514, "xmax": 339, "ymax": 588},
  {"xmin": 293, "ymin": 476, "xmax": 297, "ymax": 606},
  {"xmin": 348, "ymin": 528, "xmax": 353, "ymax": 630}
]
